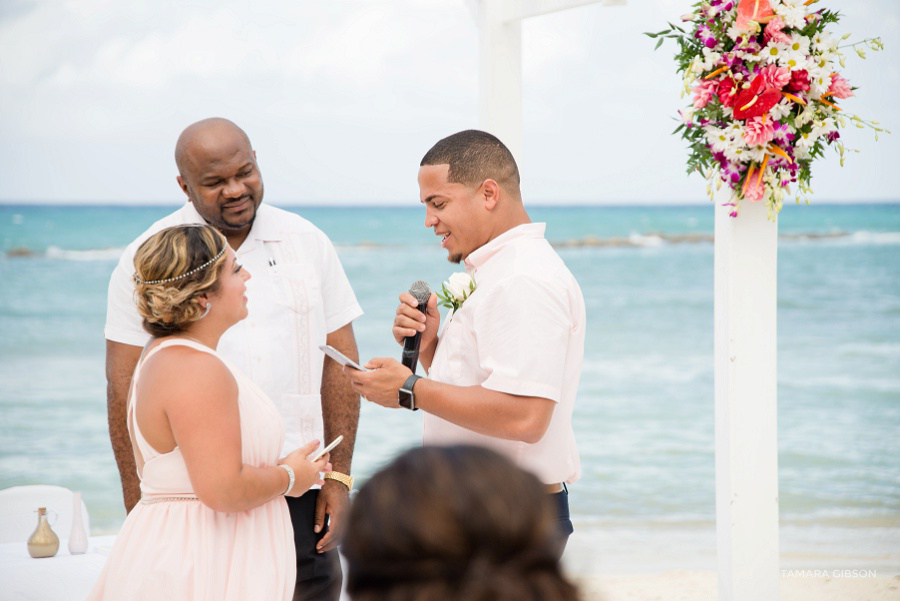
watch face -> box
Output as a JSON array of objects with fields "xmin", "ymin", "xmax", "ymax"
[{"xmin": 399, "ymin": 375, "xmax": 420, "ymax": 410}]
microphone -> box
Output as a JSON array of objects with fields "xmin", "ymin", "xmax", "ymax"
[{"xmin": 402, "ymin": 281, "xmax": 431, "ymax": 374}]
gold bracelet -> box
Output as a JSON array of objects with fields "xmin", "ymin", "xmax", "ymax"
[{"xmin": 324, "ymin": 471, "xmax": 354, "ymax": 490}]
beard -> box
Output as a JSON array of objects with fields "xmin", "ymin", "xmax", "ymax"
[
  {"xmin": 217, "ymin": 207, "xmax": 257, "ymax": 232},
  {"xmin": 195, "ymin": 195, "xmax": 259, "ymax": 234},
  {"xmin": 448, "ymin": 253, "xmax": 463, "ymax": 264}
]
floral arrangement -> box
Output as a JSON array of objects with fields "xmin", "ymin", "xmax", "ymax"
[
  {"xmin": 436, "ymin": 272, "xmax": 476, "ymax": 312},
  {"xmin": 648, "ymin": 0, "xmax": 886, "ymax": 219}
]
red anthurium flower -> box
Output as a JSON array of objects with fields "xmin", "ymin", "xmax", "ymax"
[
  {"xmin": 717, "ymin": 77, "xmax": 738, "ymax": 108},
  {"xmin": 732, "ymin": 75, "xmax": 782, "ymax": 120},
  {"xmin": 736, "ymin": 0, "xmax": 775, "ymax": 30}
]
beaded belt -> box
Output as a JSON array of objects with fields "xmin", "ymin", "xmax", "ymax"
[{"xmin": 141, "ymin": 495, "xmax": 200, "ymax": 505}]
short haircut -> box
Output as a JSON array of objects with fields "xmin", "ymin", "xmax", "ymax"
[
  {"xmin": 175, "ymin": 118, "xmax": 252, "ymax": 179},
  {"xmin": 420, "ymin": 130, "xmax": 521, "ymax": 193}
]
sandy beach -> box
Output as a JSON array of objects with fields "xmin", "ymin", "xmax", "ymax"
[
  {"xmin": 562, "ymin": 524, "xmax": 900, "ymax": 600},
  {"xmin": 576, "ymin": 571, "xmax": 900, "ymax": 601}
]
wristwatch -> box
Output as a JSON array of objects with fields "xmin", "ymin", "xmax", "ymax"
[
  {"xmin": 398, "ymin": 374, "xmax": 422, "ymax": 411},
  {"xmin": 324, "ymin": 471, "xmax": 354, "ymax": 490}
]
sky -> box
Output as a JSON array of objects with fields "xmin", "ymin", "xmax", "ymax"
[{"xmin": 1, "ymin": 0, "xmax": 898, "ymax": 205}]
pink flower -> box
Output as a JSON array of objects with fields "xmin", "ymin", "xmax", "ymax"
[
  {"xmin": 693, "ymin": 79, "xmax": 719, "ymax": 109},
  {"xmin": 828, "ymin": 73, "xmax": 854, "ymax": 99},
  {"xmin": 763, "ymin": 16, "xmax": 791, "ymax": 46},
  {"xmin": 786, "ymin": 69, "xmax": 810, "ymax": 93},
  {"xmin": 742, "ymin": 166, "xmax": 766, "ymax": 201},
  {"xmin": 759, "ymin": 64, "xmax": 791, "ymax": 91},
  {"xmin": 743, "ymin": 116, "xmax": 775, "ymax": 147}
]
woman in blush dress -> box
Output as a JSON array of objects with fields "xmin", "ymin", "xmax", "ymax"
[{"xmin": 88, "ymin": 224, "xmax": 330, "ymax": 601}]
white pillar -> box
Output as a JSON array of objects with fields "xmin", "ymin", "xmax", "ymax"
[
  {"xmin": 714, "ymin": 195, "xmax": 780, "ymax": 601},
  {"xmin": 466, "ymin": 0, "xmax": 625, "ymax": 162},
  {"xmin": 472, "ymin": 1, "xmax": 524, "ymax": 162}
]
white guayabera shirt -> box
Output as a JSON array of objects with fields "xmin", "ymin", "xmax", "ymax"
[
  {"xmin": 105, "ymin": 202, "xmax": 363, "ymax": 456},
  {"xmin": 425, "ymin": 223, "xmax": 585, "ymax": 485}
]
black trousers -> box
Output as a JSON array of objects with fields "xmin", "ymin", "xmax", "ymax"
[
  {"xmin": 286, "ymin": 491, "xmax": 342, "ymax": 601},
  {"xmin": 551, "ymin": 488, "xmax": 574, "ymax": 556}
]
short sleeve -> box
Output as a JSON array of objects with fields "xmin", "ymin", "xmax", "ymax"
[
  {"xmin": 104, "ymin": 247, "xmax": 151, "ymax": 347},
  {"xmin": 315, "ymin": 231, "xmax": 363, "ymax": 333},
  {"xmin": 474, "ymin": 275, "xmax": 573, "ymax": 402}
]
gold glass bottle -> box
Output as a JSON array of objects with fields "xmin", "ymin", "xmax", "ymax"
[{"xmin": 27, "ymin": 507, "xmax": 59, "ymax": 558}]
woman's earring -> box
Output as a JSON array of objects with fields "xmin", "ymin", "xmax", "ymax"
[{"xmin": 199, "ymin": 302, "xmax": 212, "ymax": 320}]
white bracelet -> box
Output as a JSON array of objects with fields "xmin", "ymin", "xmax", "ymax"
[{"xmin": 278, "ymin": 464, "xmax": 295, "ymax": 496}]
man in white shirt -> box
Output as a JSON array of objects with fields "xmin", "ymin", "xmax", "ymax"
[
  {"xmin": 105, "ymin": 118, "xmax": 361, "ymax": 600},
  {"xmin": 344, "ymin": 130, "xmax": 585, "ymax": 549}
]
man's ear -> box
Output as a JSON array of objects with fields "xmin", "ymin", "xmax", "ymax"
[
  {"xmin": 177, "ymin": 175, "xmax": 191, "ymax": 200},
  {"xmin": 481, "ymin": 179, "xmax": 500, "ymax": 210}
]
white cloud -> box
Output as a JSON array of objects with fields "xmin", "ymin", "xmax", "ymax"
[{"xmin": 0, "ymin": 0, "xmax": 897, "ymax": 203}]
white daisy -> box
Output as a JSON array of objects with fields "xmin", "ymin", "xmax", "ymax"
[
  {"xmin": 725, "ymin": 123, "xmax": 746, "ymax": 141},
  {"xmin": 798, "ymin": 128, "xmax": 823, "ymax": 149},
  {"xmin": 705, "ymin": 126, "xmax": 732, "ymax": 153},
  {"xmin": 763, "ymin": 42, "xmax": 791, "ymax": 64},
  {"xmin": 807, "ymin": 67, "xmax": 831, "ymax": 98},
  {"xmin": 813, "ymin": 32, "xmax": 839, "ymax": 54},
  {"xmin": 724, "ymin": 144, "xmax": 749, "ymax": 164},
  {"xmin": 786, "ymin": 34, "xmax": 811, "ymax": 57},
  {"xmin": 746, "ymin": 146, "xmax": 768, "ymax": 162},
  {"xmin": 781, "ymin": 52, "xmax": 812, "ymax": 72},
  {"xmin": 726, "ymin": 22, "xmax": 745, "ymax": 42},
  {"xmin": 769, "ymin": 99, "xmax": 794, "ymax": 121},
  {"xmin": 775, "ymin": 4, "xmax": 807, "ymax": 28}
]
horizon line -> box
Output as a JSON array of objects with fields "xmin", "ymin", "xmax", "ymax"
[{"xmin": 2, "ymin": 199, "xmax": 899, "ymax": 209}]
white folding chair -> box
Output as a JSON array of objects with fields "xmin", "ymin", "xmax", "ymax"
[{"xmin": 0, "ymin": 485, "xmax": 91, "ymax": 544}]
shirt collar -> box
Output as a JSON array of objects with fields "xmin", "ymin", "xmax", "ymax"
[
  {"xmin": 180, "ymin": 202, "xmax": 282, "ymax": 243},
  {"xmin": 464, "ymin": 222, "xmax": 546, "ymax": 272}
]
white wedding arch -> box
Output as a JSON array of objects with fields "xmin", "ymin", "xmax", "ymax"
[{"xmin": 464, "ymin": 2, "xmax": 781, "ymax": 600}]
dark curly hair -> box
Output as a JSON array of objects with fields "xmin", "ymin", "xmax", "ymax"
[{"xmin": 343, "ymin": 445, "xmax": 580, "ymax": 601}]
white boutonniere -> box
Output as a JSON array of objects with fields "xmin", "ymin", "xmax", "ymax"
[{"xmin": 436, "ymin": 272, "xmax": 476, "ymax": 312}]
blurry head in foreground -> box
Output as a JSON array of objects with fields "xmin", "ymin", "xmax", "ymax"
[
  {"xmin": 418, "ymin": 129, "xmax": 529, "ymax": 264},
  {"xmin": 133, "ymin": 224, "xmax": 249, "ymax": 337},
  {"xmin": 343, "ymin": 445, "xmax": 579, "ymax": 601}
]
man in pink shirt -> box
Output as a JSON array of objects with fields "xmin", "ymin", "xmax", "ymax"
[{"xmin": 346, "ymin": 130, "xmax": 585, "ymax": 548}]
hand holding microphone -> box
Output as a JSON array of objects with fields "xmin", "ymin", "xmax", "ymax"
[
  {"xmin": 393, "ymin": 281, "xmax": 440, "ymax": 373},
  {"xmin": 343, "ymin": 282, "xmax": 441, "ymax": 409}
]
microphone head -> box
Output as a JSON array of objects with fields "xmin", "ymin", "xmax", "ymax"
[{"xmin": 409, "ymin": 280, "xmax": 432, "ymax": 306}]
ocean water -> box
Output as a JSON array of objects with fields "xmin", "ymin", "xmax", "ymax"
[{"xmin": 1, "ymin": 202, "xmax": 898, "ymax": 571}]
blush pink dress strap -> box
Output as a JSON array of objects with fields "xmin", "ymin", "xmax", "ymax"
[{"xmin": 87, "ymin": 338, "xmax": 296, "ymax": 601}]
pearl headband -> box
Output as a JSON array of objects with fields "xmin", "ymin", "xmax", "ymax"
[{"xmin": 133, "ymin": 246, "xmax": 227, "ymax": 285}]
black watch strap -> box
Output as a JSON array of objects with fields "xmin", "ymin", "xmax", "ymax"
[{"xmin": 399, "ymin": 374, "xmax": 422, "ymax": 411}]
